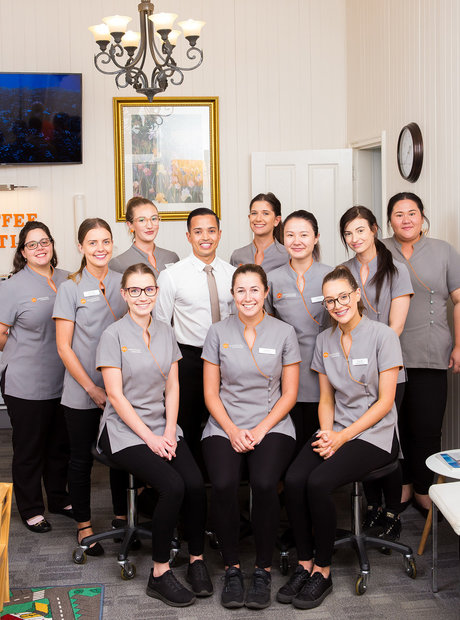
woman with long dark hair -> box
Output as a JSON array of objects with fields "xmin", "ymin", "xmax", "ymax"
[
  {"xmin": 230, "ymin": 192, "xmax": 289, "ymax": 271},
  {"xmin": 0, "ymin": 221, "xmax": 71, "ymax": 532}
]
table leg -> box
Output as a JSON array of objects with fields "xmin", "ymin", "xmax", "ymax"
[{"xmin": 417, "ymin": 474, "xmax": 445, "ymax": 556}]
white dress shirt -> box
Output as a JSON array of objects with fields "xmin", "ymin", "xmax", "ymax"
[{"xmin": 156, "ymin": 253, "xmax": 236, "ymax": 347}]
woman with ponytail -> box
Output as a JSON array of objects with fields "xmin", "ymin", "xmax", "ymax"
[
  {"xmin": 53, "ymin": 218, "xmax": 127, "ymax": 555},
  {"xmin": 339, "ymin": 206, "xmax": 413, "ymax": 539},
  {"xmin": 230, "ymin": 192, "xmax": 289, "ymax": 272}
]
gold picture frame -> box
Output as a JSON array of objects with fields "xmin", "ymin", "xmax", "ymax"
[{"xmin": 113, "ymin": 96, "xmax": 220, "ymax": 221}]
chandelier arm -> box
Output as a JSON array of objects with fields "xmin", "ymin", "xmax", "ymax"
[
  {"xmin": 148, "ymin": 19, "xmax": 170, "ymax": 66},
  {"xmin": 164, "ymin": 47, "xmax": 203, "ymax": 73},
  {"xmin": 94, "ymin": 51, "xmax": 127, "ymax": 76}
]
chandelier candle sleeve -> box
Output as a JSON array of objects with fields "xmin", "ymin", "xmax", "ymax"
[{"xmin": 88, "ymin": 1, "xmax": 205, "ymax": 102}]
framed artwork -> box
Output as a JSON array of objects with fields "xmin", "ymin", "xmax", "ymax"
[{"xmin": 113, "ymin": 96, "xmax": 220, "ymax": 221}]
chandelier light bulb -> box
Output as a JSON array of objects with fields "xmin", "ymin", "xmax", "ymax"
[
  {"xmin": 178, "ymin": 19, "xmax": 205, "ymax": 38},
  {"xmin": 121, "ymin": 30, "xmax": 141, "ymax": 49},
  {"xmin": 88, "ymin": 24, "xmax": 111, "ymax": 42},
  {"xmin": 167, "ymin": 29, "xmax": 181, "ymax": 46},
  {"xmin": 149, "ymin": 12, "xmax": 178, "ymax": 32},
  {"xmin": 102, "ymin": 14, "xmax": 132, "ymax": 42}
]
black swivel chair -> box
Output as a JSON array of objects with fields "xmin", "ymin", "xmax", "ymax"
[{"xmin": 334, "ymin": 459, "xmax": 416, "ymax": 594}]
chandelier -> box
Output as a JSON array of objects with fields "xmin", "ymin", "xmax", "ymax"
[{"xmin": 89, "ymin": 1, "xmax": 205, "ymax": 102}]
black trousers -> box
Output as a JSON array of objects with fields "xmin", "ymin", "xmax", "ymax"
[
  {"xmin": 290, "ymin": 401, "xmax": 320, "ymax": 457},
  {"xmin": 100, "ymin": 429, "xmax": 206, "ymax": 563},
  {"xmin": 64, "ymin": 406, "xmax": 127, "ymax": 522},
  {"xmin": 202, "ymin": 433, "xmax": 295, "ymax": 568},
  {"xmin": 177, "ymin": 344, "xmax": 209, "ymax": 469},
  {"xmin": 285, "ymin": 434, "xmax": 399, "ymax": 567},
  {"xmin": 2, "ymin": 393, "xmax": 70, "ymax": 521},
  {"xmin": 398, "ymin": 368, "xmax": 448, "ymax": 494}
]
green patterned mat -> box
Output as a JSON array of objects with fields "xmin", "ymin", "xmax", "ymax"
[{"xmin": 1, "ymin": 584, "xmax": 103, "ymax": 619}]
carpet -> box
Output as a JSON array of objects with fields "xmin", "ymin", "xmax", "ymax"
[{"xmin": 1, "ymin": 584, "xmax": 104, "ymax": 619}]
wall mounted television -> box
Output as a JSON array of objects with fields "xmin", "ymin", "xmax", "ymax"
[{"xmin": 0, "ymin": 72, "xmax": 82, "ymax": 165}]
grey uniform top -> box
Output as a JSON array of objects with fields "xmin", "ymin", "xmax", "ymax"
[
  {"xmin": 109, "ymin": 243, "xmax": 179, "ymax": 278},
  {"xmin": 311, "ymin": 316, "xmax": 403, "ymax": 453},
  {"xmin": 0, "ymin": 266, "xmax": 68, "ymax": 400},
  {"xmin": 266, "ymin": 261, "xmax": 331, "ymax": 402},
  {"xmin": 201, "ymin": 313, "xmax": 301, "ymax": 440},
  {"xmin": 230, "ymin": 239, "xmax": 289, "ymax": 272},
  {"xmin": 96, "ymin": 313, "xmax": 183, "ymax": 454},
  {"xmin": 342, "ymin": 255, "xmax": 413, "ymax": 325},
  {"xmin": 383, "ymin": 235, "xmax": 460, "ymax": 369},
  {"xmin": 53, "ymin": 268, "xmax": 127, "ymax": 409}
]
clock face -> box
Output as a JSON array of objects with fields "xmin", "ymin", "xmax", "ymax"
[{"xmin": 398, "ymin": 128, "xmax": 414, "ymax": 178}]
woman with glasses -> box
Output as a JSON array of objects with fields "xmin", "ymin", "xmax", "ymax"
[
  {"xmin": 340, "ymin": 206, "xmax": 413, "ymax": 537},
  {"xmin": 266, "ymin": 210, "xmax": 331, "ymax": 453},
  {"xmin": 230, "ymin": 193, "xmax": 289, "ymax": 272},
  {"xmin": 97, "ymin": 263, "xmax": 211, "ymax": 607},
  {"xmin": 202, "ymin": 264, "xmax": 300, "ymax": 610},
  {"xmin": 54, "ymin": 218, "xmax": 127, "ymax": 556},
  {"xmin": 277, "ymin": 265, "xmax": 402, "ymax": 610},
  {"xmin": 0, "ymin": 221, "xmax": 71, "ymax": 532},
  {"xmin": 109, "ymin": 197, "xmax": 179, "ymax": 276}
]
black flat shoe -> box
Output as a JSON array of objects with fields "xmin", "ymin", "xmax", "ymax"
[
  {"xmin": 24, "ymin": 518, "xmax": 52, "ymax": 533},
  {"xmin": 50, "ymin": 507, "xmax": 74, "ymax": 519},
  {"xmin": 77, "ymin": 526, "xmax": 104, "ymax": 557},
  {"xmin": 399, "ymin": 499, "xmax": 412, "ymax": 513}
]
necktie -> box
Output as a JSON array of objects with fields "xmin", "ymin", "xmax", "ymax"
[{"xmin": 204, "ymin": 264, "xmax": 221, "ymax": 323}]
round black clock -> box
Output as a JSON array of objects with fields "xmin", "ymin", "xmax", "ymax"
[{"xmin": 397, "ymin": 122, "xmax": 423, "ymax": 182}]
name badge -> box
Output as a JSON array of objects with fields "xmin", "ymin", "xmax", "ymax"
[
  {"xmin": 229, "ymin": 344, "xmax": 243, "ymax": 349},
  {"xmin": 330, "ymin": 352, "xmax": 340, "ymax": 358},
  {"xmin": 311, "ymin": 295, "xmax": 324, "ymax": 303},
  {"xmin": 165, "ymin": 263, "xmax": 175, "ymax": 268},
  {"xmin": 352, "ymin": 358, "xmax": 368, "ymax": 366},
  {"xmin": 259, "ymin": 347, "xmax": 276, "ymax": 355},
  {"xmin": 128, "ymin": 348, "xmax": 142, "ymax": 353},
  {"xmin": 84, "ymin": 289, "xmax": 100, "ymax": 297},
  {"xmin": 282, "ymin": 293, "xmax": 297, "ymax": 299},
  {"xmin": 37, "ymin": 296, "xmax": 50, "ymax": 302}
]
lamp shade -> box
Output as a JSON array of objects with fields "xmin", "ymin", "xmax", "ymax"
[
  {"xmin": 121, "ymin": 30, "xmax": 141, "ymax": 48},
  {"xmin": 149, "ymin": 12, "xmax": 178, "ymax": 31},
  {"xmin": 178, "ymin": 19, "xmax": 205, "ymax": 37},
  {"xmin": 88, "ymin": 24, "xmax": 111, "ymax": 42},
  {"xmin": 102, "ymin": 15, "xmax": 132, "ymax": 33}
]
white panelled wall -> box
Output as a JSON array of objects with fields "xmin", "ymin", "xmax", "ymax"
[
  {"xmin": 0, "ymin": 0, "xmax": 347, "ymax": 273},
  {"xmin": 347, "ymin": 0, "xmax": 460, "ymax": 448}
]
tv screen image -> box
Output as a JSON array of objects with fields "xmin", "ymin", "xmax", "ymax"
[{"xmin": 0, "ymin": 72, "xmax": 82, "ymax": 165}]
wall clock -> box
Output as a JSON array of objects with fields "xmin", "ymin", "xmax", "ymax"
[{"xmin": 397, "ymin": 122, "xmax": 423, "ymax": 182}]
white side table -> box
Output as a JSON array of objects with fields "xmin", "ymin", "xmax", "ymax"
[{"xmin": 418, "ymin": 451, "xmax": 460, "ymax": 555}]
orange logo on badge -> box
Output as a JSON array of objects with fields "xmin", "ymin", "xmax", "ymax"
[
  {"xmin": 31, "ymin": 298, "xmax": 37, "ymax": 303},
  {"xmin": 121, "ymin": 346, "xmax": 128, "ymax": 352},
  {"xmin": 223, "ymin": 343, "xmax": 229, "ymax": 349},
  {"xmin": 277, "ymin": 293, "xmax": 282, "ymax": 299},
  {"xmin": 323, "ymin": 352, "xmax": 329, "ymax": 358},
  {"xmin": 81, "ymin": 298, "xmax": 86, "ymax": 304}
]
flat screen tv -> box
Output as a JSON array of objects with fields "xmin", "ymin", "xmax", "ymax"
[{"xmin": 0, "ymin": 72, "xmax": 82, "ymax": 165}]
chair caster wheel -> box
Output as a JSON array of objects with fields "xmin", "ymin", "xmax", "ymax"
[
  {"xmin": 280, "ymin": 552, "xmax": 289, "ymax": 575},
  {"xmin": 121, "ymin": 562, "xmax": 136, "ymax": 580},
  {"xmin": 355, "ymin": 573, "xmax": 368, "ymax": 595},
  {"xmin": 404, "ymin": 556, "xmax": 416, "ymax": 579},
  {"xmin": 72, "ymin": 548, "xmax": 87, "ymax": 565}
]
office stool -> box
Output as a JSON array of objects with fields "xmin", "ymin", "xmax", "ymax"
[
  {"xmin": 334, "ymin": 460, "xmax": 416, "ymax": 595},
  {"xmin": 429, "ymin": 480, "xmax": 460, "ymax": 592},
  {"xmin": 72, "ymin": 445, "xmax": 180, "ymax": 580}
]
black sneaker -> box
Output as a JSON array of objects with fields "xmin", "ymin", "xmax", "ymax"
[
  {"xmin": 221, "ymin": 566, "xmax": 244, "ymax": 609},
  {"xmin": 245, "ymin": 568, "xmax": 271, "ymax": 609},
  {"xmin": 186, "ymin": 559, "xmax": 213, "ymax": 597},
  {"xmin": 292, "ymin": 572, "xmax": 333, "ymax": 609},
  {"xmin": 378, "ymin": 511, "xmax": 401, "ymax": 541},
  {"xmin": 146, "ymin": 569, "xmax": 196, "ymax": 607},
  {"xmin": 362, "ymin": 505, "xmax": 384, "ymax": 530},
  {"xmin": 277, "ymin": 565, "xmax": 311, "ymax": 603}
]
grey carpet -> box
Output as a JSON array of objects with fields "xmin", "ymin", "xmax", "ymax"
[{"xmin": 1, "ymin": 429, "xmax": 459, "ymax": 619}]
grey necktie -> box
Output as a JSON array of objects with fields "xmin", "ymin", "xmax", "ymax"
[{"xmin": 204, "ymin": 264, "xmax": 221, "ymax": 323}]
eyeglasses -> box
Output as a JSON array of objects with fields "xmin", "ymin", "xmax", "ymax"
[
  {"xmin": 322, "ymin": 290, "xmax": 355, "ymax": 310},
  {"xmin": 132, "ymin": 216, "xmax": 160, "ymax": 225},
  {"xmin": 24, "ymin": 238, "xmax": 52, "ymax": 250},
  {"xmin": 123, "ymin": 286, "xmax": 158, "ymax": 298}
]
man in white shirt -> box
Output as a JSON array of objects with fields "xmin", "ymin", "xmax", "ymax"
[{"xmin": 156, "ymin": 208, "xmax": 235, "ymax": 463}]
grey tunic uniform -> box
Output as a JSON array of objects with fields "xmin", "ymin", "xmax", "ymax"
[
  {"xmin": 230, "ymin": 239, "xmax": 289, "ymax": 272},
  {"xmin": 383, "ymin": 235, "xmax": 460, "ymax": 369},
  {"xmin": 109, "ymin": 243, "xmax": 179, "ymax": 278},
  {"xmin": 342, "ymin": 255, "xmax": 413, "ymax": 325},
  {"xmin": 311, "ymin": 316, "xmax": 403, "ymax": 453},
  {"xmin": 53, "ymin": 268, "xmax": 127, "ymax": 409},
  {"xmin": 201, "ymin": 313, "xmax": 301, "ymax": 440},
  {"xmin": 96, "ymin": 314, "xmax": 182, "ymax": 454},
  {"xmin": 266, "ymin": 261, "xmax": 331, "ymax": 402},
  {"xmin": 0, "ymin": 266, "xmax": 68, "ymax": 400}
]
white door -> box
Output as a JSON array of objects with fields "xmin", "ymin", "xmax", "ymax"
[{"xmin": 252, "ymin": 149, "xmax": 352, "ymax": 267}]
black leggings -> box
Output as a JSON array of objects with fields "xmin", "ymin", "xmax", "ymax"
[
  {"xmin": 398, "ymin": 368, "xmax": 448, "ymax": 494},
  {"xmin": 100, "ymin": 429, "xmax": 206, "ymax": 563},
  {"xmin": 290, "ymin": 401, "xmax": 319, "ymax": 457},
  {"xmin": 285, "ymin": 434, "xmax": 399, "ymax": 567},
  {"xmin": 64, "ymin": 406, "xmax": 127, "ymax": 522},
  {"xmin": 202, "ymin": 433, "xmax": 295, "ymax": 568}
]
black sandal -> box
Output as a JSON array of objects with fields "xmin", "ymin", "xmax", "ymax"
[{"xmin": 77, "ymin": 525, "xmax": 104, "ymax": 556}]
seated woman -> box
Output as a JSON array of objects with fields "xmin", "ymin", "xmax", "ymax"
[
  {"xmin": 278, "ymin": 265, "xmax": 402, "ymax": 610},
  {"xmin": 202, "ymin": 264, "xmax": 300, "ymax": 610},
  {"xmin": 96, "ymin": 263, "xmax": 212, "ymax": 608}
]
